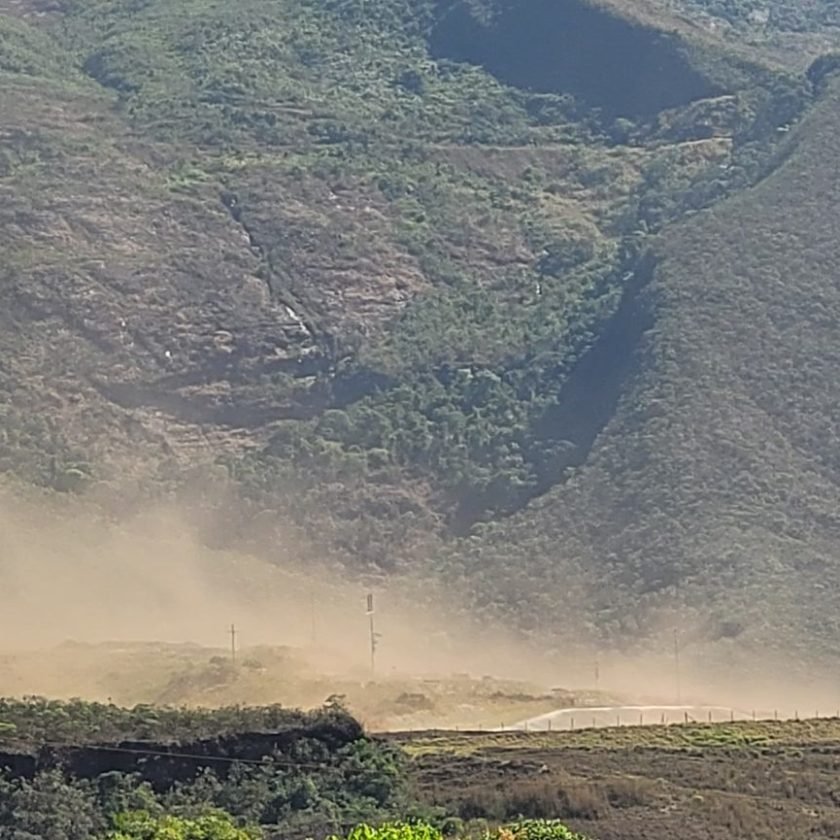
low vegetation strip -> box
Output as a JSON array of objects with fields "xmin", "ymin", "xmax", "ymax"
[
  {"xmin": 395, "ymin": 717, "xmax": 840, "ymax": 754},
  {"xmin": 0, "ymin": 698, "xmax": 361, "ymax": 747}
]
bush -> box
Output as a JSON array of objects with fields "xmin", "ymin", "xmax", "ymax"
[
  {"xmin": 502, "ymin": 819, "xmax": 590, "ymax": 840},
  {"xmin": 106, "ymin": 810, "xmax": 262, "ymax": 839},
  {"xmin": 330, "ymin": 822, "xmax": 443, "ymax": 840},
  {"xmin": 328, "ymin": 820, "xmax": 590, "ymax": 840}
]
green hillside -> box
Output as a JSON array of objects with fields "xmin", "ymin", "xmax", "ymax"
[
  {"xmin": 2, "ymin": 0, "xmax": 840, "ymax": 670},
  {"xmin": 437, "ymin": 71, "xmax": 840, "ymax": 657}
]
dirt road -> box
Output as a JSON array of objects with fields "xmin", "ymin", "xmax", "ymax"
[{"xmin": 510, "ymin": 704, "xmax": 762, "ymax": 730}]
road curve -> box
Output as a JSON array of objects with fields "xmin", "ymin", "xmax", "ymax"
[{"xmin": 507, "ymin": 704, "xmax": 757, "ymax": 731}]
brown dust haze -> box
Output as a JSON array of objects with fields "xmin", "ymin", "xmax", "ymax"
[{"xmin": 0, "ymin": 481, "xmax": 837, "ymax": 724}]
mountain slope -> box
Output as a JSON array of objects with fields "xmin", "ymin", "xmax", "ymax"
[
  {"xmin": 0, "ymin": 0, "xmax": 780, "ymax": 481},
  {"xmin": 1, "ymin": 0, "xmax": 838, "ymax": 667},
  {"xmin": 450, "ymin": 73, "xmax": 840, "ymax": 662}
]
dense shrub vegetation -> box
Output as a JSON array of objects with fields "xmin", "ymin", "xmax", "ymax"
[
  {"xmin": 329, "ymin": 821, "xmax": 588, "ymax": 840},
  {"xmin": 106, "ymin": 811, "xmax": 262, "ymax": 840},
  {"xmin": 0, "ymin": 700, "xmax": 406, "ymax": 838},
  {"xmin": 0, "ymin": 698, "xmax": 359, "ymax": 744}
]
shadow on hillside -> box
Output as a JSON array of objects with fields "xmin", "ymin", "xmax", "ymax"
[
  {"xmin": 531, "ymin": 252, "xmax": 656, "ymax": 481},
  {"xmin": 429, "ymin": 0, "xmax": 723, "ymax": 119},
  {"xmin": 451, "ymin": 254, "xmax": 657, "ymax": 533}
]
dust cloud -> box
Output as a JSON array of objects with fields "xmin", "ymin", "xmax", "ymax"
[
  {"xmin": 0, "ymin": 479, "xmax": 584, "ymax": 715},
  {"xmin": 0, "ymin": 480, "xmax": 459, "ymax": 660},
  {"xmin": 0, "ymin": 479, "xmax": 838, "ymax": 725}
]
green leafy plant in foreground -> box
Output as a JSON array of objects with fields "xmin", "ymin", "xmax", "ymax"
[
  {"xmin": 329, "ymin": 820, "xmax": 589, "ymax": 840},
  {"xmin": 502, "ymin": 819, "xmax": 590, "ymax": 840},
  {"xmin": 334, "ymin": 822, "xmax": 443, "ymax": 840},
  {"xmin": 105, "ymin": 810, "xmax": 262, "ymax": 840}
]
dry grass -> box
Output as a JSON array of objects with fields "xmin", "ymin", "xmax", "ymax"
[
  {"xmin": 400, "ymin": 717, "xmax": 840, "ymax": 840},
  {"xmin": 397, "ymin": 718, "xmax": 840, "ymax": 756}
]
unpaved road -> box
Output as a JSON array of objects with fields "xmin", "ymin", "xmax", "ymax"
[{"xmin": 510, "ymin": 704, "xmax": 764, "ymax": 730}]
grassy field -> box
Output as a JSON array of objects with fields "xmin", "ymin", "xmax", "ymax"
[
  {"xmin": 397, "ymin": 719, "xmax": 840, "ymax": 839},
  {"xmin": 396, "ymin": 717, "xmax": 840, "ymax": 752}
]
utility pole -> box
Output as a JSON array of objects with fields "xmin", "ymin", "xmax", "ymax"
[
  {"xmin": 230, "ymin": 623, "xmax": 237, "ymax": 667},
  {"xmin": 310, "ymin": 591, "xmax": 317, "ymax": 647},
  {"xmin": 366, "ymin": 593, "xmax": 380, "ymax": 675},
  {"xmin": 673, "ymin": 628, "xmax": 681, "ymax": 704}
]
